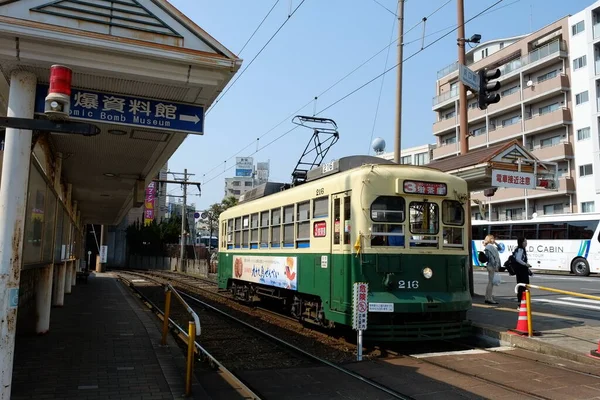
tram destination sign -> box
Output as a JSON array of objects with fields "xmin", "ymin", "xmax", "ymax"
[{"xmin": 34, "ymin": 84, "xmax": 204, "ymax": 135}]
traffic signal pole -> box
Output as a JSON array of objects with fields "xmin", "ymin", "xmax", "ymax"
[{"xmin": 457, "ymin": 0, "xmax": 469, "ymax": 156}]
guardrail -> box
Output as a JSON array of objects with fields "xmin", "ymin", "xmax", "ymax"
[
  {"xmin": 161, "ymin": 284, "xmax": 201, "ymax": 397},
  {"xmin": 515, "ymin": 283, "xmax": 600, "ymax": 338}
]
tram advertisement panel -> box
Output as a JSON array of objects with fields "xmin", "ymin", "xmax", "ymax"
[{"xmin": 233, "ymin": 255, "xmax": 298, "ymax": 290}]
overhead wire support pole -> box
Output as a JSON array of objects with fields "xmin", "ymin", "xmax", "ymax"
[
  {"xmin": 393, "ymin": 0, "xmax": 405, "ymax": 164},
  {"xmin": 457, "ymin": 0, "xmax": 469, "ymax": 156}
]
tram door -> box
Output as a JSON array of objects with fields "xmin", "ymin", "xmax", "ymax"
[{"xmin": 330, "ymin": 191, "xmax": 352, "ymax": 313}]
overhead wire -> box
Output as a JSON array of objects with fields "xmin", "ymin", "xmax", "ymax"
[
  {"xmin": 238, "ymin": 0, "xmax": 280, "ymax": 56},
  {"xmin": 199, "ymin": 0, "xmax": 506, "ymax": 187},
  {"xmin": 206, "ymin": 0, "xmax": 307, "ymax": 116},
  {"xmin": 370, "ymin": 0, "xmax": 397, "ymax": 17},
  {"xmin": 199, "ymin": 0, "xmax": 450, "ymax": 181}
]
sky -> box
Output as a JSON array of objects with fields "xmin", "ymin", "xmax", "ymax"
[{"xmin": 166, "ymin": 0, "xmax": 593, "ymax": 211}]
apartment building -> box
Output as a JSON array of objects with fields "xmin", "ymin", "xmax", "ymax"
[
  {"xmin": 431, "ymin": 16, "xmax": 583, "ymax": 221},
  {"xmin": 379, "ymin": 143, "xmax": 436, "ymax": 164}
]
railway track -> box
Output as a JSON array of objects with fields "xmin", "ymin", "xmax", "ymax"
[{"xmin": 117, "ymin": 270, "xmax": 414, "ymax": 400}]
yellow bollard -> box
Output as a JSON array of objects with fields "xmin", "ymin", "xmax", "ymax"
[
  {"xmin": 161, "ymin": 289, "xmax": 172, "ymax": 346},
  {"xmin": 525, "ymin": 290, "xmax": 533, "ymax": 338},
  {"xmin": 185, "ymin": 321, "xmax": 196, "ymax": 396}
]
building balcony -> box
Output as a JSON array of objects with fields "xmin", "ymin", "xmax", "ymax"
[
  {"xmin": 523, "ymin": 107, "xmax": 571, "ymax": 134},
  {"xmin": 467, "ymin": 104, "xmax": 486, "ymax": 122},
  {"xmin": 523, "ymin": 74, "xmax": 569, "ymax": 102},
  {"xmin": 468, "ymin": 133, "xmax": 487, "ymax": 149},
  {"xmin": 488, "ymin": 121, "xmax": 522, "ymax": 142},
  {"xmin": 432, "ymin": 142, "xmax": 458, "ymax": 160},
  {"xmin": 487, "ymin": 91, "xmax": 521, "ymax": 114},
  {"xmin": 432, "ymin": 117, "xmax": 457, "ymax": 134},
  {"xmin": 432, "ymin": 89, "xmax": 459, "ymax": 109},
  {"xmin": 471, "ymin": 177, "xmax": 575, "ymax": 203},
  {"xmin": 530, "ymin": 142, "xmax": 573, "ymax": 161},
  {"xmin": 437, "ymin": 61, "xmax": 459, "ymax": 80}
]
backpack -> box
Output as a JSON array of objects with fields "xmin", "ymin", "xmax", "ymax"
[
  {"xmin": 478, "ymin": 251, "xmax": 488, "ymax": 264},
  {"xmin": 503, "ymin": 251, "xmax": 517, "ymax": 276}
]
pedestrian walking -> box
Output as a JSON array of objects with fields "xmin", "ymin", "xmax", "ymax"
[
  {"xmin": 513, "ymin": 236, "xmax": 533, "ymax": 304},
  {"xmin": 483, "ymin": 234, "xmax": 501, "ymax": 304}
]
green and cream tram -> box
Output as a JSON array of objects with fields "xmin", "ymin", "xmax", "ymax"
[{"xmin": 218, "ymin": 155, "xmax": 471, "ymax": 341}]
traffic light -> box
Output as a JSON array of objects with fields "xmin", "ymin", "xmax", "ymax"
[{"xmin": 477, "ymin": 68, "xmax": 501, "ymax": 110}]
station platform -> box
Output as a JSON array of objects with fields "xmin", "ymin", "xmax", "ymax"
[
  {"xmin": 10, "ymin": 272, "xmax": 203, "ymax": 400},
  {"xmin": 469, "ymin": 272, "xmax": 600, "ymax": 365}
]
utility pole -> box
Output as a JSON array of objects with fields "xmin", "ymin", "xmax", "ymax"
[
  {"xmin": 393, "ymin": 0, "xmax": 405, "ymax": 163},
  {"xmin": 153, "ymin": 170, "xmax": 201, "ymax": 272},
  {"xmin": 457, "ymin": 0, "xmax": 469, "ymax": 155}
]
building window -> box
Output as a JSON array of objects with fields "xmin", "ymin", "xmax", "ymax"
[
  {"xmin": 400, "ymin": 155, "xmax": 412, "ymax": 164},
  {"xmin": 540, "ymin": 135, "xmax": 561, "ymax": 148},
  {"xmin": 414, "ymin": 153, "xmax": 428, "ymax": 166},
  {"xmin": 502, "ymin": 115, "xmax": 521, "ymax": 127},
  {"xmin": 573, "ymin": 55, "xmax": 587, "ymax": 70},
  {"xmin": 580, "ymin": 164, "xmax": 593, "ymax": 177},
  {"xmin": 471, "ymin": 127, "xmax": 486, "ymax": 137},
  {"xmin": 444, "ymin": 110, "xmax": 456, "ymax": 119},
  {"xmin": 576, "ymin": 91, "xmax": 589, "ymax": 105},
  {"xmin": 499, "ymin": 42, "xmax": 504, "ymax": 49},
  {"xmin": 481, "ymin": 48, "xmax": 488, "ymax": 59},
  {"xmin": 538, "ymin": 103, "xmax": 559, "ymax": 116},
  {"xmin": 543, "ymin": 204, "xmax": 563, "ymax": 215},
  {"xmin": 501, "ymin": 86, "xmax": 519, "ymax": 96},
  {"xmin": 537, "ymin": 70, "xmax": 557, "ymax": 83},
  {"xmin": 505, "ymin": 208, "xmax": 523, "ymax": 220},
  {"xmin": 582, "ymin": 201, "xmax": 595, "ymax": 213},
  {"xmin": 244, "ymin": 181, "xmax": 252, "ymax": 187},
  {"xmin": 232, "ymin": 181, "xmax": 240, "ymax": 186},
  {"xmin": 572, "ymin": 20, "xmax": 585, "ymax": 36},
  {"xmin": 442, "ymin": 135, "xmax": 457, "ymax": 145},
  {"xmin": 577, "ymin": 127, "xmax": 591, "ymax": 141}
]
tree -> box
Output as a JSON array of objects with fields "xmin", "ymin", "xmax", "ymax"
[
  {"xmin": 222, "ymin": 195, "xmax": 238, "ymax": 209},
  {"xmin": 199, "ymin": 196, "xmax": 239, "ymax": 250}
]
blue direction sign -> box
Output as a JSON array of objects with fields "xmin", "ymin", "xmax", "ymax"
[{"xmin": 34, "ymin": 84, "xmax": 204, "ymax": 134}]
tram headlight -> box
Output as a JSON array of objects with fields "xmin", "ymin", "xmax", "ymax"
[{"xmin": 422, "ymin": 267, "xmax": 433, "ymax": 279}]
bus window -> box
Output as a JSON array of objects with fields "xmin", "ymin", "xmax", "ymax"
[
  {"xmin": 489, "ymin": 224, "xmax": 510, "ymax": 240},
  {"xmin": 370, "ymin": 196, "xmax": 405, "ymax": 247},
  {"xmin": 568, "ymin": 220, "xmax": 599, "ymax": 239},
  {"xmin": 409, "ymin": 201, "xmax": 439, "ymax": 247},
  {"xmin": 511, "ymin": 224, "xmax": 537, "ymax": 240},
  {"xmin": 472, "ymin": 225, "xmax": 489, "ymax": 240},
  {"xmin": 538, "ymin": 223, "xmax": 567, "ymax": 240}
]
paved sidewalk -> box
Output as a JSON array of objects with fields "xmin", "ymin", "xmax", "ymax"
[
  {"xmin": 10, "ymin": 273, "xmax": 202, "ymax": 400},
  {"xmin": 469, "ymin": 292, "xmax": 600, "ymax": 364}
]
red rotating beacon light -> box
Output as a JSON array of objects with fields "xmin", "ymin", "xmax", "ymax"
[{"xmin": 44, "ymin": 64, "xmax": 72, "ymax": 118}]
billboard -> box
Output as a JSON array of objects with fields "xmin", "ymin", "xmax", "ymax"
[
  {"xmin": 144, "ymin": 181, "xmax": 156, "ymax": 225},
  {"xmin": 236, "ymin": 156, "xmax": 253, "ymax": 177},
  {"xmin": 233, "ymin": 255, "xmax": 297, "ymax": 290}
]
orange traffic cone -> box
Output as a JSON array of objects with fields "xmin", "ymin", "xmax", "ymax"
[
  {"xmin": 508, "ymin": 297, "xmax": 530, "ymax": 336},
  {"xmin": 590, "ymin": 341, "xmax": 600, "ymax": 358},
  {"xmin": 508, "ymin": 291, "xmax": 540, "ymax": 337}
]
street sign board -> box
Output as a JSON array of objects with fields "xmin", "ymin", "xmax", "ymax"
[
  {"xmin": 492, "ymin": 169, "xmax": 536, "ymax": 189},
  {"xmin": 34, "ymin": 84, "xmax": 204, "ymax": 134},
  {"xmin": 100, "ymin": 245, "xmax": 108, "ymax": 264},
  {"xmin": 352, "ymin": 282, "xmax": 368, "ymax": 331},
  {"xmin": 459, "ymin": 64, "xmax": 480, "ymax": 91}
]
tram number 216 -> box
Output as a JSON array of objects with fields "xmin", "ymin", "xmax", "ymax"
[{"xmin": 398, "ymin": 280, "xmax": 419, "ymax": 289}]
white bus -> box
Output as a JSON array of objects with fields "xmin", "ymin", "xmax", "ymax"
[{"xmin": 472, "ymin": 213, "xmax": 600, "ymax": 276}]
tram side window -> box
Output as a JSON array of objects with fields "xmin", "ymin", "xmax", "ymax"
[
  {"xmin": 538, "ymin": 223, "xmax": 567, "ymax": 240},
  {"xmin": 242, "ymin": 215, "xmax": 249, "ymax": 248},
  {"xmin": 370, "ymin": 196, "xmax": 405, "ymax": 247},
  {"xmin": 234, "ymin": 217, "xmax": 241, "ymax": 248},
  {"xmin": 344, "ymin": 196, "xmax": 351, "ymax": 245},
  {"xmin": 409, "ymin": 201, "xmax": 439, "ymax": 247},
  {"xmin": 442, "ymin": 200, "xmax": 464, "ymax": 247},
  {"xmin": 271, "ymin": 208, "xmax": 281, "ymax": 248},
  {"xmin": 334, "ymin": 198, "xmax": 341, "ymax": 245},
  {"xmin": 260, "ymin": 211, "xmax": 269, "ymax": 248},
  {"xmin": 283, "ymin": 205, "xmax": 295, "ymax": 247},
  {"xmin": 568, "ymin": 220, "xmax": 599, "ymax": 239},
  {"xmin": 227, "ymin": 219, "xmax": 234, "ymax": 249},
  {"xmin": 250, "ymin": 213, "xmax": 259, "ymax": 249},
  {"xmin": 511, "ymin": 224, "xmax": 537, "ymax": 240},
  {"xmin": 314, "ymin": 197, "xmax": 329, "ymax": 218},
  {"xmin": 297, "ymin": 201, "xmax": 310, "ymax": 248},
  {"xmin": 489, "ymin": 224, "xmax": 510, "ymax": 240}
]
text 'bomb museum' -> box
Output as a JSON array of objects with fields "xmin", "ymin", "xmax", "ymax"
[{"xmin": 431, "ymin": 1, "xmax": 600, "ymax": 221}]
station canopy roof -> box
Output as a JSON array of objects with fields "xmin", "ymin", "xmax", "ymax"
[
  {"xmin": 0, "ymin": 0, "xmax": 241, "ymax": 225},
  {"xmin": 427, "ymin": 140, "xmax": 550, "ymax": 192}
]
